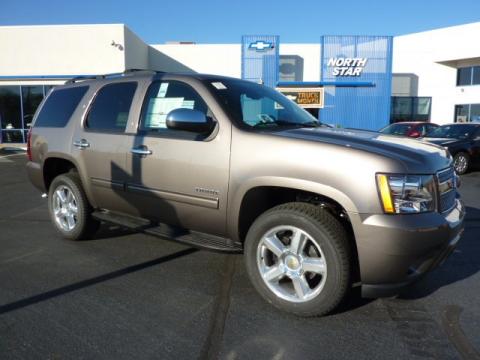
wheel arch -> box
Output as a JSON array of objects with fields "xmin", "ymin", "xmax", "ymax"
[{"xmin": 42, "ymin": 154, "xmax": 97, "ymax": 208}]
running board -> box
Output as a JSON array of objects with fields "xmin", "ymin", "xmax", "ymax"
[{"xmin": 92, "ymin": 210, "xmax": 243, "ymax": 253}]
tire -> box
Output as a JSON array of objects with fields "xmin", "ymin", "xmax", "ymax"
[
  {"xmin": 48, "ymin": 173, "xmax": 100, "ymax": 240},
  {"xmin": 244, "ymin": 202, "xmax": 351, "ymax": 317},
  {"xmin": 453, "ymin": 152, "xmax": 470, "ymax": 175}
]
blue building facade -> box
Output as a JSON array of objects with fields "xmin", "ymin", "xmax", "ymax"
[
  {"xmin": 242, "ymin": 35, "xmax": 393, "ymax": 130},
  {"xmin": 241, "ymin": 35, "xmax": 280, "ymax": 88}
]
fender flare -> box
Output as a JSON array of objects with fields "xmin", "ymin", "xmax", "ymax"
[{"xmin": 227, "ymin": 176, "xmax": 358, "ymax": 241}]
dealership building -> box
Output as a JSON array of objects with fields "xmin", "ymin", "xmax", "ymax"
[{"xmin": 1, "ymin": 22, "xmax": 479, "ymax": 143}]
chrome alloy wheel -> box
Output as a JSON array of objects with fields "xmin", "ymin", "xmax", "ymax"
[
  {"xmin": 52, "ymin": 185, "xmax": 78, "ymax": 231},
  {"xmin": 454, "ymin": 154, "xmax": 468, "ymax": 174},
  {"xmin": 256, "ymin": 226, "xmax": 327, "ymax": 303}
]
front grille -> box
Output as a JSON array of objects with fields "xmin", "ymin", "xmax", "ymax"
[
  {"xmin": 437, "ymin": 167, "xmax": 454, "ymax": 184},
  {"xmin": 437, "ymin": 167, "xmax": 456, "ymax": 213}
]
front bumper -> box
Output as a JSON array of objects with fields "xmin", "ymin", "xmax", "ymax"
[{"xmin": 349, "ymin": 197, "xmax": 465, "ymax": 298}]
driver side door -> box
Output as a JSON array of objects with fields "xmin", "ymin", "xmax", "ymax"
[{"xmin": 124, "ymin": 79, "xmax": 231, "ymax": 237}]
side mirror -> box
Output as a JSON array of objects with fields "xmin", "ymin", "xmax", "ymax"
[{"xmin": 166, "ymin": 108, "xmax": 213, "ymax": 133}]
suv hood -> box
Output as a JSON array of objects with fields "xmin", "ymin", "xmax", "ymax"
[
  {"xmin": 421, "ymin": 137, "xmax": 465, "ymax": 146},
  {"xmin": 272, "ymin": 127, "xmax": 451, "ymax": 173}
]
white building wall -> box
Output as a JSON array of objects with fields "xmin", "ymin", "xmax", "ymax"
[
  {"xmin": 280, "ymin": 44, "xmax": 321, "ymax": 81},
  {"xmin": 0, "ymin": 24, "xmax": 127, "ymax": 80},
  {"xmin": 152, "ymin": 44, "xmax": 241, "ymax": 77},
  {"xmin": 393, "ymin": 22, "xmax": 480, "ymax": 124},
  {"xmin": 151, "ymin": 43, "xmax": 321, "ymax": 81}
]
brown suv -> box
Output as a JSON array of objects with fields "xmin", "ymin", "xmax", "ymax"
[{"xmin": 27, "ymin": 70, "xmax": 465, "ymax": 316}]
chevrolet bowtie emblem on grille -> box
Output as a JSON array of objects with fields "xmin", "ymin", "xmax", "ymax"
[{"xmin": 249, "ymin": 41, "xmax": 274, "ymax": 51}]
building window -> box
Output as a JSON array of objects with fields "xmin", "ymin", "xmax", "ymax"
[
  {"xmin": 279, "ymin": 55, "xmax": 304, "ymax": 82},
  {"xmin": 390, "ymin": 96, "xmax": 432, "ymax": 123},
  {"xmin": 456, "ymin": 66, "xmax": 480, "ymax": 86},
  {"xmin": 455, "ymin": 103, "xmax": 480, "ymax": 123},
  {"xmin": 0, "ymin": 84, "xmax": 55, "ymax": 143},
  {"xmin": 0, "ymin": 86, "xmax": 22, "ymax": 143},
  {"xmin": 22, "ymin": 86, "xmax": 45, "ymax": 129}
]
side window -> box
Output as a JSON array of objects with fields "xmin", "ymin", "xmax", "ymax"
[
  {"xmin": 140, "ymin": 80, "xmax": 209, "ymax": 134},
  {"xmin": 86, "ymin": 82, "xmax": 137, "ymax": 132},
  {"xmin": 419, "ymin": 124, "xmax": 428, "ymax": 136},
  {"xmin": 474, "ymin": 127, "xmax": 480, "ymax": 140},
  {"xmin": 35, "ymin": 86, "xmax": 88, "ymax": 128}
]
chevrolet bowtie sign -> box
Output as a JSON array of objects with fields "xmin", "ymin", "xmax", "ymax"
[
  {"xmin": 327, "ymin": 57, "xmax": 368, "ymax": 76},
  {"xmin": 249, "ymin": 41, "xmax": 274, "ymax": 51}
]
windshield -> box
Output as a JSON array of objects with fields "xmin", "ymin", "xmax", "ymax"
[
  {"xmin": 426, "ymin": 124, "xmax": 476, "ymax": 139},
  {"xmin": 380, "ymin": 123, "xmax": 413, "ymax": 135},
  {"xmin": 206, "ymin": 79, "xmax": 321, "ymax": 129}
]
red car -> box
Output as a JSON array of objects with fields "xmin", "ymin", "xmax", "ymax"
[{"xmin": 380, "ymin": 122, "xmax": 439, "ymax": 138}]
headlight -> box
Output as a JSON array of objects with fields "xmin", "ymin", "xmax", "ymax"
[{"xmin": 376, "ymin": 174, "xmax": 436, "ymax": 214}]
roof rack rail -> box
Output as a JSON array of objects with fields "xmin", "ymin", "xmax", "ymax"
[
  {"xmin": 65, "ymin": 75, "xmax": 100, "ymax": 84},
  {"xmin": 65, "ymin": 69, "xmax": 165, "ymax": 84}
]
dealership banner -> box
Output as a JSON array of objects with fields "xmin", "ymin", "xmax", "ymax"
[
  {"xmin": 241, "ymin": 35, "xmax": 280, "ymax": 88},
  {"xmin": 320, "ymin": 36, "xmax": 393, "ymax": 130}
]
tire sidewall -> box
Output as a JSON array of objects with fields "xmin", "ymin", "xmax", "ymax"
[
  {"xmin": 245, "ymin": 206, "xmax": 349, "ymax": 316},
  {"xmin": 48, "ymin": 174, "xmax": 89, "ymax": 240}
]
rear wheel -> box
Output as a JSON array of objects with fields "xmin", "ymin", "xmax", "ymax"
[
  {"xmin": 244, "ymin": 202, "xmax": 351, "ymax": 317},
  {"xmin": 453, "ymin": 152, "xmax": 469, "ymax": 175},
  {"xmin": 48, "ymin": 173, "xmax": 99, "ymax": 240}
]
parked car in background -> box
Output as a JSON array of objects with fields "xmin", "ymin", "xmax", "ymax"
[
  {"xmin": 423, "ymin": 123, "xmax": 480, "ymax": 174},
  {"xmin": 380, "ymin": 122, "xmax": 439, "ymax": 138}
]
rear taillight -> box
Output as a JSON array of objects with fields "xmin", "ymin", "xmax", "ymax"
[{"xmin": 27, "ymin": 129, "xmax": 32, "ymax": 161}]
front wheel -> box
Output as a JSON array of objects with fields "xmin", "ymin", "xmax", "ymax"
[
  {"xmin": 244, "ymin": 202, "xmax": 351, "ymax": 317},
  {"xmin": 453, "ymin": 152, "xmax": 469, "ymax": 175},
  {"xmin": 48, "ymin": 173, "xmax": 100, "ymax": 240}
]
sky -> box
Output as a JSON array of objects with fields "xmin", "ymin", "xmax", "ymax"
[{"xmin": 1, "ymin": 0, "xmax": 479, "ymax": 44}]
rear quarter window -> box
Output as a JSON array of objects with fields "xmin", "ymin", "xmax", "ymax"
[
  {"xmin": 34, "ymin": 86, "xmax": 89, "ymax": 127},
  {"xmin": 85, "ymin": 82, "xmax": 137, "ymax": 132}
]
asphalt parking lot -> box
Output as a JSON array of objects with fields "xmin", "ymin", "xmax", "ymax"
[{"xmin": 1, "ymin": 151, "xmax": 479, "ymax": 360}]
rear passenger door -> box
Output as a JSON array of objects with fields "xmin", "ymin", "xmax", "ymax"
[{"xmin": 72, "ymin": 81, "xmax": 139, "ymax": 213}]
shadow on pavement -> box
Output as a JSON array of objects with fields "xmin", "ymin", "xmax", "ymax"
[
  {"xmin": 90, "ymin": 223, "xmax": 139, "ymax": 240},
  {"xmin": 0, "ymin": 247, "xmax": 197, "ymax": 315}
]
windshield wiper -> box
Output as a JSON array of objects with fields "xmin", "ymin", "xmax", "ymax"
[{"xmin": 275, "ymin": 120, "xmax": 321, "ymax": 128}]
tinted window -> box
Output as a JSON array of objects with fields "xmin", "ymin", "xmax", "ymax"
[
  {"xmin": 473, "ymin": 66, "xmax": 480, "ymax": 85},
  {"xmin": 457, "ymin": 67, "xmax": 472, "ymax": 86},
  {"xmin": 141, "ymin": 80, "xmax": 208, "ymax": 132},
  {"xmin": 390, "ymin": 96, "xmax": 431, "ymax": 123},
  {"xmin": 427, "ymin": 125, "xmax": 477, "ymax": 139},
  {"xmin": 86, "ymin": 82, "xmax": 137, "ymax": 131},
  {"xmin": 380, "ymin": 123, "xmax": 413, "ymax": 135},
  {"xmin": 35, "ymin": 86, "xmax": 88, "ymax": 128},
  {"xmin": 425, "ymin": 124, "xmax": 438, "ymax": 135},
  {"xmin": 470, "ymin": 104, "xmax": 480, "ymax": 122}
]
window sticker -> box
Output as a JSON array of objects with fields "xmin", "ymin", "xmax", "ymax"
[
  {"xmin": 181, "ymin": 100, "xmax": 195, "ymax": 109},
  {"xmin": 274, "ymin": 102, "xmax": 284, "ymax": 110},
  {"xmin": 157, "ymin": 83, "xmax": 169, "ymax": 98},
  {"xmin": 212, "ymin": 82, "xmax": 227, "ymax": 90},
  {"xmin": 145, "ymin": 97, "xmax": 184, "ymax": 128}
]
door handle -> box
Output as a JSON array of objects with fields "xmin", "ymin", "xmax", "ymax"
[
  {"xmin": 73, "ymin": 139, "xmax": 90, "ymax": 149},
  {"xmin": 130, "ymin": 146, "xmax": 152, "ymax": 156}
]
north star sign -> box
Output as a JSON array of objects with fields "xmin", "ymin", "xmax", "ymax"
[
  {"xmin": 327, "ymin": 57, "xmax": 368, "ymax": 76},
  {"xmin": 249, "ymin": 41, "xmax": 274, "ymax": 51}
]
